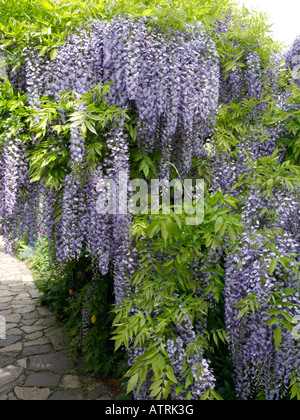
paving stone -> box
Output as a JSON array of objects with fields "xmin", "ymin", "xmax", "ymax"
[
  {"xmin": 7, "ymin": 392, "xmax": 18, "ymax": 400},
  {"xmin": 14, "ymin": 386, "xmax": 51, "ymax": 400},
  {"xmin": 37, "ymin": 306, "xmax": 53, "ymax": 317},
  {"xmin": 0, "ymin": 297, "xmax": 12, "ymax": 303},
  {"xmin": 0, "ymin": 352, "xmax": 19, "ymax": 359},
  {"xmin": 23, "ymin": 337, "xmax": 50, "ymax": 347},
  {"xmin": 46, "ymin": 327, "xmax": 65, "ymax": 337},
  {"xmin": 14, "ymin": 293, "xmax": 31, "ymax": 301},
  {"xmin": 22, "ymin": 344, "xmax": 53, "ymax": 357},
  {"xmin": 22, "ymin": 312, "xmax": 39, "ymax": 321},
  {"xmin": 0, "ymin": 335, "xmax": 22, "ymax": 348},
  {"xmin": 24, "ymin": 372, "xmax": 60, "ymax": 388},
  {"xmin": 0, "ymin": 236, "xmax": 115, "ymax": 401},
  {"xmin": 0, "ymin": 355, "xmax": 15, "ymax": 368},
  {"xmin": 25, "ymin": 331, "xmax": 44, "ymax": 341},
  {"xmin": 21, "ymin": 326, "xmax": 45, "ymax": 334},
  {"xmin": 5, "ymin": 314, "xmax": 21, "ymax": 324},
  {"xmin": 0, "ymin": 291, "xmax": 15, "ymax": 297},
  {"xmin": 0, "ymin": 365, "xmax": 23, "ymax": 394},
  {"xmin": 28, "ymin": 352, "xmax": 73, "ymax": 373},
  {"xmin": 5, "ymin": 323, "xmax": 18, "ymax": 331},
  {"xmin": 29, "ymin": 290, "xmax": 42, "ymax": 299},
  {"xmin": 35, "ymin": 317, "xmax": 56, "ymax": 326},
  {"xmin": 5, "ymin": 328, "xmax": 23, "ymax": 335},
  {"xmin": 22, "ymin": 318, "xmax": 37, "ymax": 326},
  {"xmin": 11, "ymin": 299, "xmax": 33, "ymax": 307},
  {"xmin": 49, "ymin": 335, "xmax": 67, "ymax": 351},
  {"xmin": 60, "ymin": 375, "xmax": 81, "ymax": 389},
  {"xmin": 21, "ymin": 275, "xmax": 34, "ymax": 283},
  {"xmin": 48, "ymin": 389, "xmax": 84, "ymax": 400},
  {"xmin": 0, "ymin": 311, "xmax": 12, "ymax": 321},
  {"xmin": 0, "ymin": 342, "xmax": 22, "ymax": 354},
  {"xmin": 8, "ymin": 285, "xmax": 26, "ymax": 291},
  {"xmin": 15, "ymin": 306, "xmax": 36, "ymax": 315},
  {"xmin": 0, "ymin": 281, "xmax": 21, "ymax": 286},
  {"xmin": 17, "ymin": 359, "xmax": 27, "ymax": 369}
]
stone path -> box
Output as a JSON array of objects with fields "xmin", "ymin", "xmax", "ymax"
[{"xmin": 0, "ymin": 237, "xmax": 115, "ymax": 400}]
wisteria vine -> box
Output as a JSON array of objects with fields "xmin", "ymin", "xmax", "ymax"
[{"xmin": 0, "ymin": 12, "xmax": 300, "ymax": 400}]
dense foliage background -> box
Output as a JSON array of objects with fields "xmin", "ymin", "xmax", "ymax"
[{"xmin": 0, "ymin": 0, "xmax": 300, "ymax": 400}]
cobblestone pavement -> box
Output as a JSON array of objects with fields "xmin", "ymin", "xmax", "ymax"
[{"xmin": 0, "ymin": 237, "xmax": 115, "ymax": 400}]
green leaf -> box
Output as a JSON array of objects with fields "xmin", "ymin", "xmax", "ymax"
[
  {"xmin": 54, "ymin": 214, "xmax": 62, "ymax": 224},
  {"xmin": 268, "ymin": 308, "xmax": 281, "ymax": 315},
  {"xmin": 85, "ymin": 119, "xmax": 97, "ymax": 135},
  {"xmin": 175, "ymin": 385, "xmax": 183, "ymax": 396},
  {"xmin": 162, "ymin": 381, "xmax": 171, "ymax": 399},
  {"xmin": 210, "ymin": 389, "xmax": 224, "ymax": 400},
  {"xmin": 281, "ymin": 311, "xmax": 294, "ymax": 323},
  {"xmin": 214, "ymin": 216, "xmax": 223, "ymax": 233},
  {"xmin": 50, "ymin": 48, "xmax": 57, "ymax": 61},
  {"xmin": 269, "ymin": 258, "xmax": 277, "ymax": 275},
  {"xmin": 237, "ymin": 306, "xmax": 248, "ymax": 319},
  {"xmin": 149, "ymin": 380, "xmax": 162, "ymax": 398},
  {"xmin": 266, "ymin": 317, "xmax": 279, "ymax": 326},
  {"xmin": 200, "ymin": 390, "xmax": 210, "ymax": 400},
  {"xmin": 127, "ymin": 373, "xmax": 139, "ymax": 394},
  {"xmin": 283, "ymin": 288, "xmax": 295, "ymax": 297},
  {"xmin": 142, "ymin": 9, "xmax": 153, "ymax": 16},
  {"xmin": 166, "ymin": 366, "xmax": 178, "ymax": 384},
  {"xmin": 274, "ymin": 326, "xmax": 282, "ymax": 350},
  {"xmin": 160, "ymin": 222, "xmax": 168, "ymax": 244},
  {"xmin": 80, "ymin": 122, "xmax": 87, "ymax": 139},
  {"xmin": 227, "ymin": 225, "xmax": 237, "ymax": 243},
  {"xmin": 185, "ymin": 372, "xmax": 194, "ymax": 388},
  {"xmin": 280, "ymin": 319, "xmax": 294, "ymax": 333}
]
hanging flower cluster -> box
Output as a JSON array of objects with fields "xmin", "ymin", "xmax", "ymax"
[
  {"xmin": 1, "ymin": 12, "xmax": 300, "ymax": 401},
  {"xmin": 225, "ymin": 231, "xmax": 300, "ymax": 399},
  {"xmin": 167, "ymin": 313, "xmax": 216, "ymax": 400}
]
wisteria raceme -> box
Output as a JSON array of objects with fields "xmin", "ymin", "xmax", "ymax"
[
  {"xmin": 28, "ymin": 15, "xmax": 222, "ymax": 272},
  {"xmin": 246, "ymin": 50, "xmax": 262, "ymax": 101},
  {"xmin": 284, "ymin": 36, "xmax": 300, "ymax": 88},
  {"xmin": 0, "ymin": 13, "xmax": 300, "ymax": 401},
  {"xmin": 93, "ymin": 17, "xmax": 220, "ymax": 173},
  {"xmin": 167, "ymin": 313, "xmax": 216, "ymax": 400},
  {"xmin": 0, "ymin": 117, "xmax": 32, "ymax": 252},
  {"xmin": 8, "ymin": 64, "xmax": 27, "ymax": 94},
  {"xmin": 2, "ymin": 133, "xmax": 22, "ymax": 215},
  {"xmin": 128, "ymin": 312, "xmax": 216, "ymax": 400},
  {"xmin": 104, "ymin": 119, "xmax": 133, "ymax": 303},
  {"xmin": 225, "ymin": 230, "xmax": 300, "ymax": 399},
  {"xmin": 58, "ymin": 171, "xmax": 88, "ymax": 262},
  {"xmin": 24, "ymin": 48, "xmax": 49, "ymax": 110},
  {"xmin": 24, "ymin": 182, "xmax": 40, "ymax": 246},
  {"xmin": 43, "ymin": 27, "xmax": 100, "ymax": 99},
  {"xmin": 38, "ymin": 188, "xmax": 56, "ymax": 240},
  {"xmin": 219, "ymin": 67, "xmax": 245, "ymax": 104},
  {"xmin": 86, "ymin": 166, "xmax": 113, "ymax": 276},
  {"xmin": 274, "ymin": 188, "xmax": 300, "ymax": 249}
]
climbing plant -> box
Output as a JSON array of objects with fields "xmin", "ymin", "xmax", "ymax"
[{"xmin": 0, "ymin": 0, "xmax": 300, "ymax": 400}]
